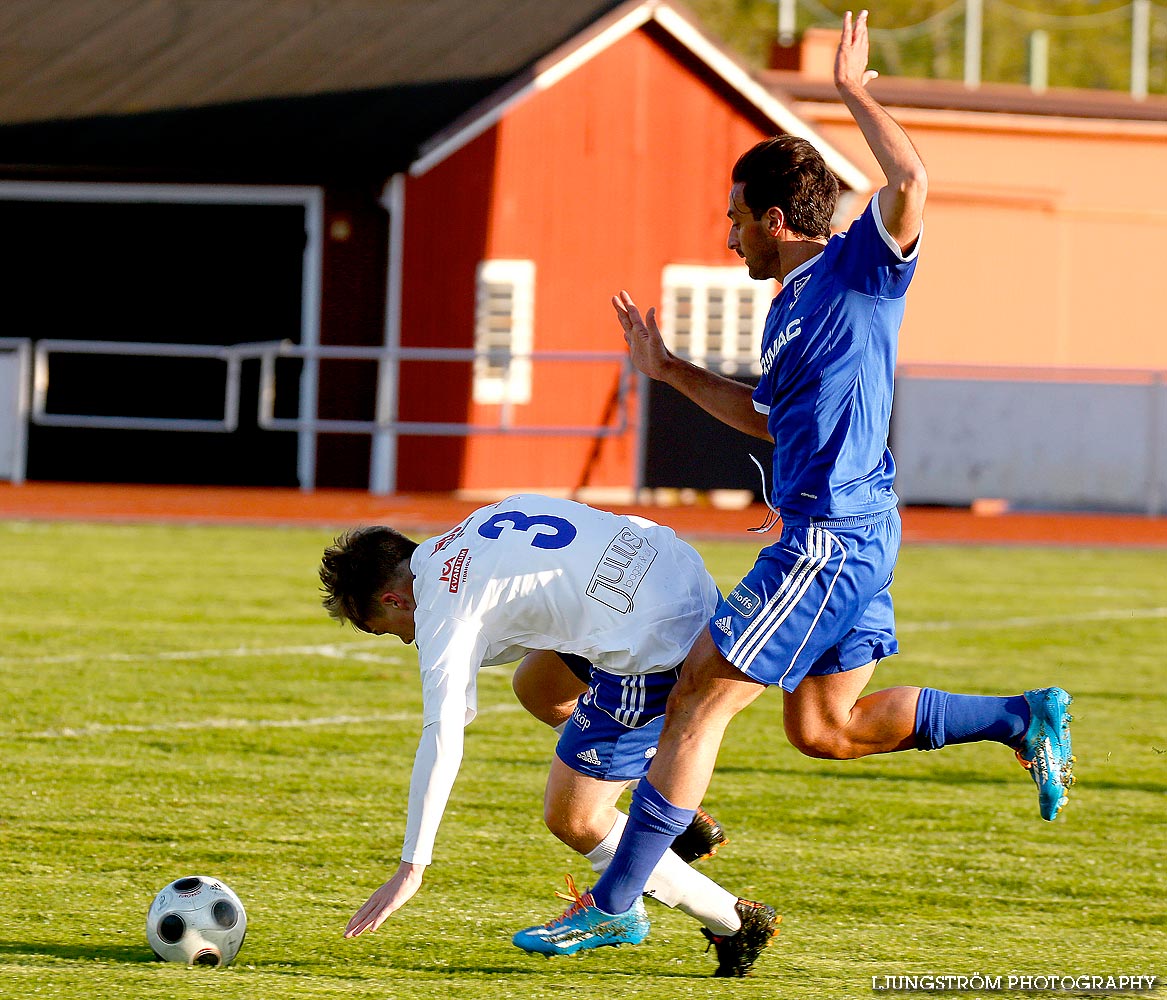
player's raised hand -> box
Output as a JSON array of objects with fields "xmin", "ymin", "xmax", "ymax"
[
  {"xmin": 835, "ymin": 10, "xmax": 879, "ymax": 93},
  {"xmin": 612, "ymin": 290, "xmax": 672, "ymax": 382},
  {"xmin": 345, "ymin": 862, "xmax": 425, "ymax": 937}
]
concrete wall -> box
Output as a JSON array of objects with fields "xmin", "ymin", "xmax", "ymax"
[{"xmin": 892, "ymin": 371, "xmax": 1167, "ymax": 513}]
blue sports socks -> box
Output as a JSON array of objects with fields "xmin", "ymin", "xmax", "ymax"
[
  {"xmin": 915, "ymin": 688, "xmax": 1030, "ymax": 751},
  {"xmin": 590, "ymin": 779, "xmax": 695, "ymax": 915}
]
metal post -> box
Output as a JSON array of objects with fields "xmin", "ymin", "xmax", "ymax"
[
  {"xmin": 964, "ymin": 0, "xmax": 982, "ymax": 89},
  {"xmin": 371, "ymin": 173, "xmax": 407, "ymax": 495},
  {"xmin": 777, "ymin": 0, "xmax": 796, "ymax": 47},
  {"xmin": 1028, "ymin": 30, "xmax": 1049, "ymax": 93},
  {"xmin": 1132, "ymin": 0, "xmax": 1151, "ymax": 100},
  {"xmin": 634, "ymin": 370, "xmax": 651, "ymax": 499},
  {"xmin": 297, "ymin": 189, "xmax": 326, "ymax": 492},
  {"xmin": 1149, "ymin": 372, "xmax": 1166, "ymax": 516},
  {"xmin": 0, "ymin": 339, "xmax": 30, "ymax": 485}
]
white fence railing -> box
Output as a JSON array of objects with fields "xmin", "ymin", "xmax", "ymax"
[
  {"xmin": 3, "ymin": 339, "xmax": 634, "ymax": 492},
  {"xmin": 31, "ymin": 339, "xmax": 288, "ymax": 433}
]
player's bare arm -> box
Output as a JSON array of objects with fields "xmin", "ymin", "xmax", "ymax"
[
  {"xmin": 613, "ymin": 291, "xmax": 771, "ymax": 441},
  {"xmin": 834, "ymin": 10, "xmax": 927, "ymax": 253}
]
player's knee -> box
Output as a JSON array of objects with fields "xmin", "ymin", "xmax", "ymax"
[
  {"xmin": 511, "ymin": 662, "xmax": 537, "ymax": 710},
  {"xmin": 542, "ymin": 804, "xmax": 598, "ymax": 853},
  {"xmin": 662, "ymin": 658, "xmax": 753, "ymax": 733},
  {"xmin": 785, "ymin": 717, "xmax": 852, "ymax": 759},
  {"xmin": 513, "ymin": 670, "xmax": 571, "ymax": 729},
  {"xmin": 663, "ymin": 670, "xmax": 701, "ymax": 716}
]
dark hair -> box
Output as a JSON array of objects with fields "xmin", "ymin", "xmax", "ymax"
[
  {"xmin": 731, "ymin": 135, "xmax": 839, "ymax": 239},
  {"xmin": 319, "ymin": 526, "xmax": 418, "ymax": 630}
]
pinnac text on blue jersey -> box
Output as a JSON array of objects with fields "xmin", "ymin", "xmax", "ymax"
[{"xmin": 760, "ymin": 317, "xmax": 802, "ymax": 374}]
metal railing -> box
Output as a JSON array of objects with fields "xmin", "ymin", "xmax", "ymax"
[
  {"xmin": 255, "ymin": 343, "xmax": 633, "ymax": 438},
  {"xmin": 31, "ymin": 339, "xmax": 289, "ymax": 433},
  {"xmin": 6, "ymin": 338, "xmax": 635, "ymax": 491}
]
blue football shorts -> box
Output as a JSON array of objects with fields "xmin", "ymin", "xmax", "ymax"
[
  {"xmin": 709, "ymin": 508, "xmax": 901, "ymax": 692},
  {"xmin": 555, "ymin": 665, "xmax": 680, "ymax": 781}
]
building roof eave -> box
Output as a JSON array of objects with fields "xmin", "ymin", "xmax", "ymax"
[
  {"xmin": 410, "ymin": 0, "xmax": 872, "ymax": 193},
  {"xmin": 765, "ymin": 70, "xmax": 1167, "ymax": 126}
]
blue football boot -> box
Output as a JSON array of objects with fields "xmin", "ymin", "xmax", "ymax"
[
  {"xmin": 512, "ymin": 875, "xmax": 650, "ymax": 956},
  {"xmin": 1016, "ymin": 686, "xmax": 1075, "ymax": 821}
]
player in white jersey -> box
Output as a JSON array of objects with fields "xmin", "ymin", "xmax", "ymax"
[{"xmin": 318, "ymin": 494, "xmax": 779, "ymax": 975}]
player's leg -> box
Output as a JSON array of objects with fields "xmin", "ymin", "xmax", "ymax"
[
  {"xmin": 586, "ymin": 631, "xmax": 765, "ymax": 918},
  {"xmin": 912, "ymin": 680, "xmax": 1074, "ymax": 819},
  {"xmin": 517, "ymin": 694, "xmax": 776, "ymax": 970},
  {"xmin": 633, "ymin": 631, "xmax": 767, "ymax": 809},
  {"xmin": 780, "ymin": 583, "xmax": 1027, "ymax": 760},
  {"xmin": 585, "ymin": 513, "xmax": 891, "ymax": 918},
  {"xmin": 517, "ymin": 650, "xmax": 730, "ymax": 856},
  {"xmin": 782, "ymin": 661, "xmax": 1073, "ymax": 819},
  {"xmin": 539, "ymin": 756, "xmax": 743, "ymax": 935},
  {"xmin": 780, "ymin": 561, "xmax": 1073, "ymax": 817},
  {"xmin": 782, "ymin": 659, "xmax": 918, "ymax": 758},
  {"xmin": 511, "ymin": 650, "xmax": 588, "ymax": 729}
]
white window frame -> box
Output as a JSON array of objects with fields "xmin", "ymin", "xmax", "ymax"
[
  {"xmin": 660, "ymin": 264, "xmax": 776, "ymax": 376},
  {"xmin": 473, "ymin": 259, "xmax": 535, "ymax": 405}
]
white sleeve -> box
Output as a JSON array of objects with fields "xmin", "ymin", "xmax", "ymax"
[
  {"xmin": 399, "ymin": 615, "xmax": 487, "ymax": 865},
  {"xmin": 400, "ymin": 714, "xmax": 465, "ymax": 865}
]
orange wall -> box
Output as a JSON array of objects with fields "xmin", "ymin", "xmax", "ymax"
[
  {"xmin": 400, "ymin": 25, "xmax": 770, "ymax": 493},
  {"xmin": 806, "ymin": 109, "xmax": 1167, "ymax": 370}
]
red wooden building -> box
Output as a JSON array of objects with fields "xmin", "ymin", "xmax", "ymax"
[{"xmin": 387, "ymin": 3, "xmax": 868, "ymax": 498}]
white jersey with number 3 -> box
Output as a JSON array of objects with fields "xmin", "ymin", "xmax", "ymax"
[{"xmin": 400, "ymin": 494, "xmax": 719, "ymax": 864}]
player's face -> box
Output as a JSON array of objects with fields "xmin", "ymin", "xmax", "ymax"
[
  {"xmin": 727, "ymin": 183, "xmax": 780, "ymax": 281},
  {"xmin": 361, "ymin": 599, "xmax": 415, "ymax": 645}
]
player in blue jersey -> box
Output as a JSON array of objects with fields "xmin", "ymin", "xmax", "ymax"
[{"xmin": 513, "ymin": 10, "xmax": 1074, "ymax": 962}]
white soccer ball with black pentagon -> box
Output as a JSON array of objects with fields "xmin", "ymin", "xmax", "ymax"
[{"xmin": 146, "ymin": 875, "xmax": 247, "ymax": 966}]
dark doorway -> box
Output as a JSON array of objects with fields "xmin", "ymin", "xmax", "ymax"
[
  {"xmin": 642, "ymin": 378, "xmax": 766, "ymax": 499},
  {"xmin": 3, "ymin": 197, "xmax": 306, "ymax": 485}
]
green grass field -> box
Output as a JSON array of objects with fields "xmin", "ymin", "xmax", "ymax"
[{"xmin": 1, "ymin": 519, "xmax": 1164, "ymax": 1000}]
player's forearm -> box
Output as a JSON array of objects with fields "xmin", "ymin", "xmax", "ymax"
[
  {"xmin": 837, "ymin": 84, "xmax": 927, "ymax": 248},
  {"xmin": 400, "ymin": 719, "xmax": 464, "ymax": 865},
  {"xmin": 838, "ymin": 83, "xmax": 925, "ymax": 191},
  {"xmin": 658, "ymin": 355, "xmax": 772, "ymax": 441}
]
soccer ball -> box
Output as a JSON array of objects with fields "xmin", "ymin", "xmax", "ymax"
[{"xmin": 146, "ymin": 875, "xmax": 247, "ymax": 967}]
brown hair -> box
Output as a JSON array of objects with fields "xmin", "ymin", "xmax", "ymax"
[
  {"xmin": 319, "ymin": 526, "xmax": 417, "ymax": 630},
  {"xmin": 731, "ymin": 135, "xmax": 839, "ymax": 240}
]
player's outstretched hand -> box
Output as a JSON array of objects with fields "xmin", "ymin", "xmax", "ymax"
[
  {"xmin": 612, "ymin": 290, "xmax": 672, "ymax": 381},
  {"xmin": 345, "ymin": 862, "xmax": 425, "ymax": 937},
  {"xmin": 835, "ymin": 9, "xmax": 879, "ymax": 93}
]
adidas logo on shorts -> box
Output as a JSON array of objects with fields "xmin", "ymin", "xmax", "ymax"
[
  {"xmin": 714, "ymin": 616, "xmax": 734, "ymax": 636},
  {"xmin": 576, "ymin": 748, "xmax": 603, "ymax": 766}
]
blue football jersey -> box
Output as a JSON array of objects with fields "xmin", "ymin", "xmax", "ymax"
[{"xmin": 752, "ymin": 195, "xmax": 920, "ymax": 518}]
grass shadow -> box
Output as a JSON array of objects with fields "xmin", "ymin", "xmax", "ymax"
[
  {"xmin": 389, "ymin": 961, "xmax": 709, "ymax": 980},
  {"xmin": 0, "ymin": 940, "xmax": 155, "ymax": 964},
  {"xmin": 714, "ymin": 763, "xmax": 1167, "ymax": 796}
]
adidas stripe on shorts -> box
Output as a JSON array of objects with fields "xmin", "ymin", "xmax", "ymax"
[
  {"xmin": 710, "ymin": 509, "xmax": 901, "ymax": 692},
  {"xmin": 555, "ymin": 665, "xmax": 679, "ymax": 781}
]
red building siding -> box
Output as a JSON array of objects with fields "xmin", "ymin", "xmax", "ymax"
[{"xmin": 395, "ymin": 24, "xmax": 773, "ymax": 492}]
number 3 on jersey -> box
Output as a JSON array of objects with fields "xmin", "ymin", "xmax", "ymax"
[{"xmin": 477, "ymin": 510, "xmax": 577, "ymax": 550}]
